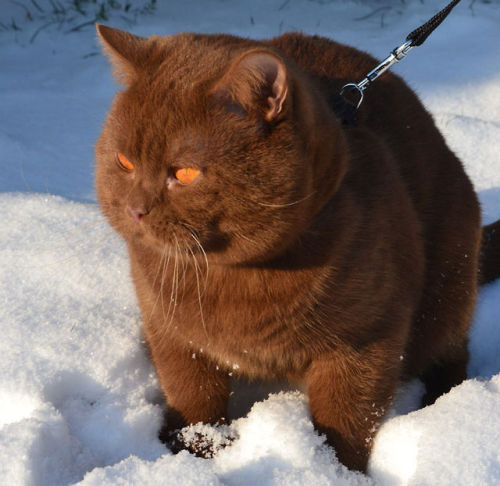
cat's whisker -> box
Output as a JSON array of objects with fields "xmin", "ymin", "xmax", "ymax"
[
  {"xmin": 189, "ymin": 232, "xmax": 209, "ymax": 291},
  {"xmin": 161, "ymin": 235, "xmax": 180, "ymax": 343},
  {"xmin": 179, "ymin": 221, "xmax": 209, "ymax": 289},
  {"xmin": 187, "ymin": 243, "xmax": 204, "ymax": 294},
  {"xmin": 188, "ymin": 244, "xmax": 208, "ymax": 340},
  {"xmin": 174, "ymin": 237, "xmax": 181, "ymax": 313},
  {"xmin": 147, "ymin": 244, "xmax": 169, "ymax": 329},
  {"xmin": 161, "ymin": 244, "xmax": 174, "ymax": 335},
  {"xmin": 158, "ymin": 247, "xmax": 175, "ymax": 343},
  {"xmin": 179, "ymin": 241, "xmax": 189, "ymax": 300},
  {"xmin": 166, "ymin": 238, "xmax": 182, "ymax": 339},
  {"xmin": 252, "ymin": 191, "xmax": 316, "ymax": 209},
  {"xmin": 234, "ymin": 231, "xmax": 258, "ymax": 246}
]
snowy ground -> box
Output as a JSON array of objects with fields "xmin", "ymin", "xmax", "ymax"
[{"xmin": 1, "ymin": 1, "xmax": 500, "ymax": 485}]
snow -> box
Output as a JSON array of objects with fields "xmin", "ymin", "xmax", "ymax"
[
  {"xmin": 1, "ymin": 0, "xmax": 499, "ymax": 484},
  {"xmin": 371, "ymin": 376, "xmax": 500, "ymax": 485}
]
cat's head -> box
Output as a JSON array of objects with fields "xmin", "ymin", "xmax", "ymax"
[{"xmin": 95, "ymin": 26, "xmax": 348, "ymax": 264}]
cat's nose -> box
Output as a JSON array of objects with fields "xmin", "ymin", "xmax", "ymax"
[{"xmin": 127, "ymin": 206, "xmax": 149, "ymax": 224}]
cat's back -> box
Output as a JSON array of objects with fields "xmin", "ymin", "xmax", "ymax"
[{"xmin": 268, "ymin": 33, "xmax": 477, "ymax": 211}]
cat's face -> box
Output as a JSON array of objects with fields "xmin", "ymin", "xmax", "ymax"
[{"xmin": 95, "ymin": 27, "xmax": 346, "ymax": 264}]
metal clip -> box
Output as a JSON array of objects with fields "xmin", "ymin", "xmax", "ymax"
[
  {"xmin": 392, "ymin": 39, "xmax": 414, "ymax": 61},
  {"xmin": 340, "ymin": 40, "xmax": 414, "ymax": 109},
  {"xmin": 339, "ymin": 83, "xmax": 364, "ymax": 110}
]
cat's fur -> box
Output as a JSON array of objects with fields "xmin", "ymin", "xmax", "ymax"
[
  {"xmin": 95, "ymin": 25, "xmax": 495, "ymax": 472},
  {"xmin": 481, "ymin": 220, "xmax": 500, "ymax": 284}
]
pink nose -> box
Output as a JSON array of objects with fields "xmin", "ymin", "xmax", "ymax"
[{"xmin": 128, "ymin": 206, "xmax": 148, "ymax": 223}]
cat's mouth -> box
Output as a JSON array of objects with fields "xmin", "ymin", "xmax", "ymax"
[{"xmin": 128, "ymin": 213, "xmax": 212, "ymax": 259}]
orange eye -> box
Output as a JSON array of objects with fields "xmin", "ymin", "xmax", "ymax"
[
  {"xmin": 116, "ymin": 152, "xmax": 135, "ymax": 172},
  {"xmin": 175, "ymin": 167, "xmax": 200, "ymax": 185}
]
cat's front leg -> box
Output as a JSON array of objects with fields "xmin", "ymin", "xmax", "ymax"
[
  {"xmin": 150, "ymin": 340, "xmax": 230, "ymax": 456},
  {"xmin": 305, "ymin": 345, "xmax": 402, "ymax": 472}
]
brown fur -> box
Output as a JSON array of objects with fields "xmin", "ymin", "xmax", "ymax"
[
  {"xmin": 481, "ymin": 220, "xmax": 500, "ymax": 285},
  {"xmin": 95, "ymin": 25, "xmax": 484, "ymax": 472}
]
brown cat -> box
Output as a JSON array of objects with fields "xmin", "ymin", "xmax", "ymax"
[{"xmin": 95, "ymin": 25, "xmax": 496, "ymax": 472}]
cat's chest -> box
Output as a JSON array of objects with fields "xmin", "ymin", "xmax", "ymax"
[
  {"xmin": 166, "ymin": 265, "xmax": 304, "ymax": 344},
  {"xmin": 132, "ymin": 253, "xmax": 319, "ymax": 376}
]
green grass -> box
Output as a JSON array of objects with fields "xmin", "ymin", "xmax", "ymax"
[{"xmin": 1, "ymin": 0, "xmax": 157, "ymax": 42}]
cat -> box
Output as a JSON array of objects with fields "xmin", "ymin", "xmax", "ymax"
[{"xmin": 95, "ymin": 24, "xmax": 499, "ymax": 472}]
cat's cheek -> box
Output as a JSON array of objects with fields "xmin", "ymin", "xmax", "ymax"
[
  {"xmin": 108, "ymin": 197, "xmax": 121, "ymax": 210},
  {"xmin": 101, "ymin": 200, "xmax": 146, "ymax": 243}
]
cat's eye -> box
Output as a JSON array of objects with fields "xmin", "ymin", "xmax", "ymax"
[
  {"xmin": 175, "ymin": 167, "xmax": 200, "ymax": 185},
  {"xmin": 116, "ymin": 152, "xmax": 135, "ymax": 172}
]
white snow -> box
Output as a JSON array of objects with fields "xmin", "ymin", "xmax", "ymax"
[{"xmin": 1, "ymin": 1, "xmax": 500, "ymax": 485}]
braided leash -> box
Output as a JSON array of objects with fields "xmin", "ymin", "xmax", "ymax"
[
  {"xmin": 406, "ymin": 0, "xmax": 462, "ymax": 47},
  {"xmin": 332, "ymin": 0, "xmax": 463, "ymax": 126}
]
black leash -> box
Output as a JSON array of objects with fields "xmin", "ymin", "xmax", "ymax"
[
  {"xmin": 406, "ymin": 0, "xmax": 462, "ymax": 47},
  {"xmin": 331, "ymin": 0, "xmax": 463, "ymax": 126}
]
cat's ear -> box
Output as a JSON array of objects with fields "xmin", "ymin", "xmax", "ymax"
[
  {"xmin": 213, "ymin": 49, "xmax": 288, "ymax": 122},
  {"xmin": 97, "ymin": 24, "xmax": 151, "ymax": 84}
]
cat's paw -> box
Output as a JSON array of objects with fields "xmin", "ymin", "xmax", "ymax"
[{"xmin": 160, "ymin": 421, "xmax": 237, "ymax": 459}]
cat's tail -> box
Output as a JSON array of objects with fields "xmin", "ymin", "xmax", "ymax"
[{"xmin": 480, "ymin": 219, "xmax": 500, "ymax": 285}]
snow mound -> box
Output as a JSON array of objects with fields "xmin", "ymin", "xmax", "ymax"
[{"xmin": 370, "ymin": 376, "xmax": 500, "ymax": 485}]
